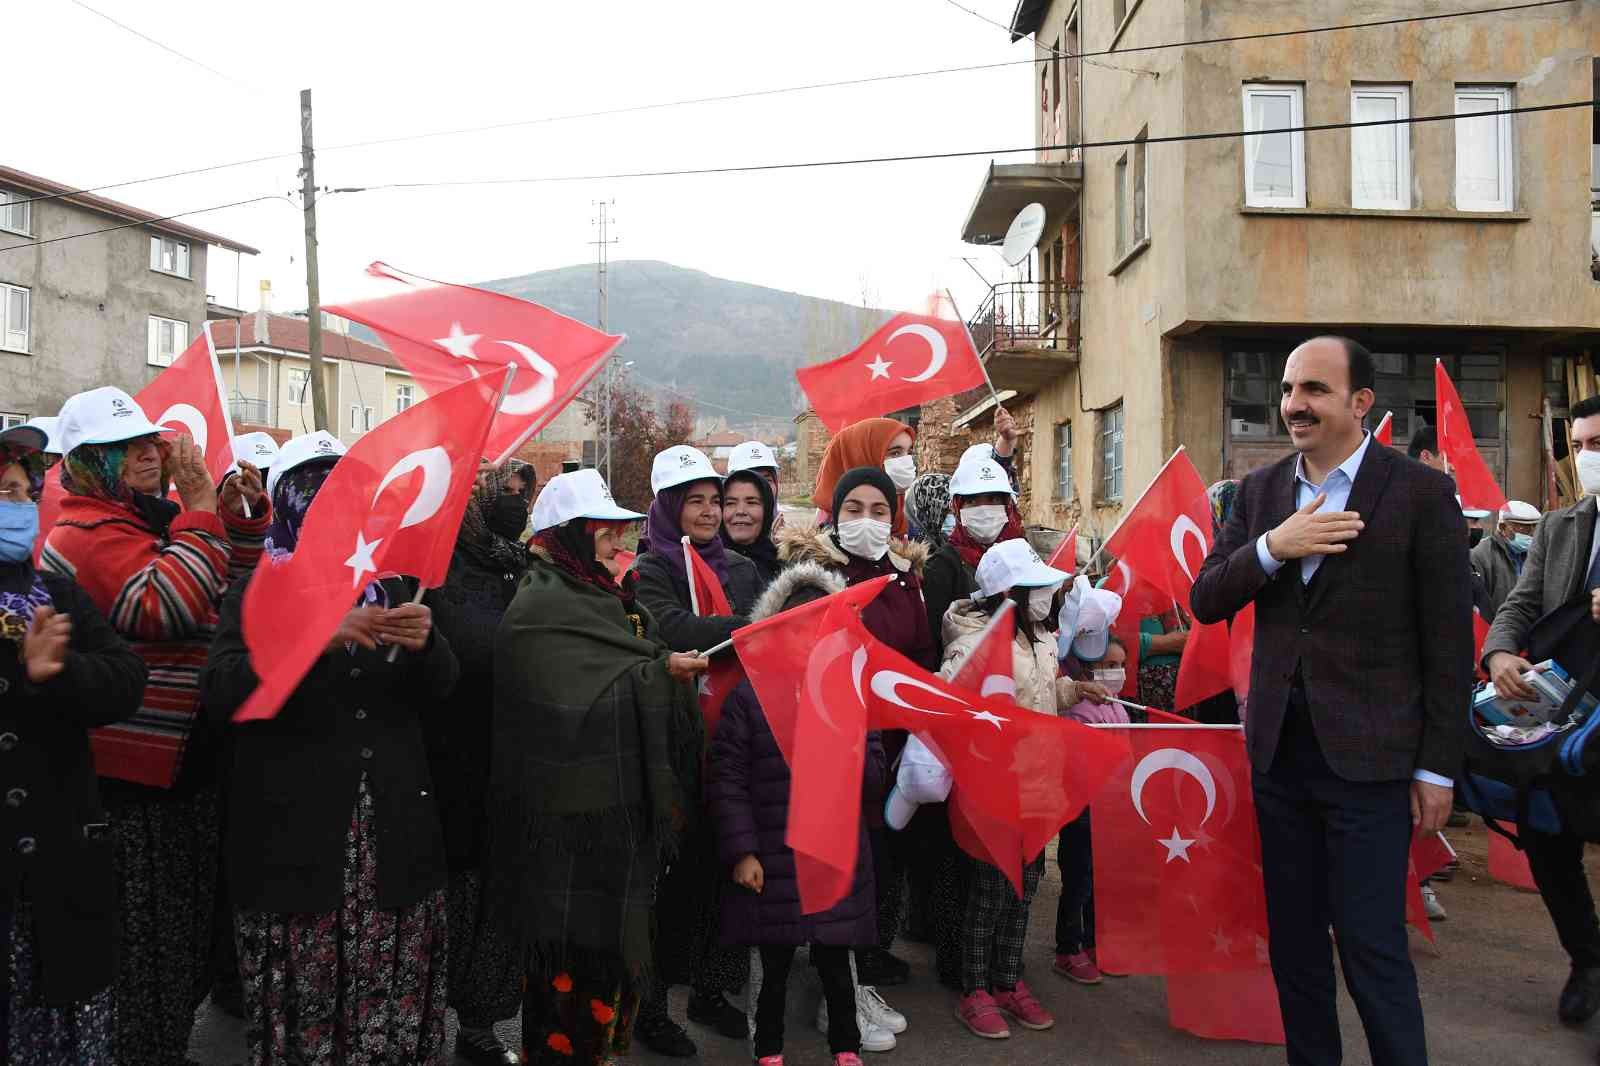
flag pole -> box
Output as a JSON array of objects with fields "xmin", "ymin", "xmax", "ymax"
[
  {"xmin": 682, "ymin": 536, "xmax": 701, "ymax": 615},
  {"xmin": 943, "ymin": 287, "xmax": 1003, "ymax": 409},
  {"xmin": 1080, "ymin": 445, "xmax": 1189, "ymax": 575},
  {"xmin": 701, "ymin": 636, "xmax": 734, "ymax": 657}
]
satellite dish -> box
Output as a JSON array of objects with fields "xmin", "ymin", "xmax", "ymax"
[{"xmin": 1000, "ymin": 203, "xmax": 1047, "ymax": 267}]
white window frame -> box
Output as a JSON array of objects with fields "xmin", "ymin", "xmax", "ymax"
[
  {"xmin": 1242, "ymin": 84, "xmax": 1307, "ymax": 208},
  {"xmin": 1100, "ymin": 404, "xmax": 1125, "ymax": 503},
  {"xmin": 0, "ymin": 414, "xmax": 26, "ymax": 430},
  {"xmin": 1350, "ymin": 85, "xmax": 1412, "ymax": 210},
  {"xmin": 1055, "ymin": 421, "xmax": 1073, "ymax": 499},
  {"xmin": 1454, "ymin": 86, "xmax": 1514, "ymax": 212},
  {"xmin": 364, "ymin": 406, "xmax": 374, "ymax": 431},
  {"xmin": 1133, "ymin": 127, "xmax": 1148, "ymax": 244},
  {"xmin": 148, "ymin": 235, "xmax": 192, "ymax": 279},
  {"xmin": 1, "ymin": 284, "xmax": 29, "ymax": 354},
  {"xmin": 0, "ymin": 191, "xmax": 31, "ymax": 238},
  {"xmin": 146, "ymin": 315, "xmax": 189, "ymax": 367},
  {"xmin": 287, "ymin": 367, "xmax": 310, "ymax": 405},
  {"xmin": 349, "ymin": 405, "xmax": 374, "ymax": 432},
  {"xmin": 394, "ymin": 383, "xmax": 415, "ymax": 413},
  {"xmin": 1114, "ymin": 152, "xmax": 1129, "ymax": 255}
]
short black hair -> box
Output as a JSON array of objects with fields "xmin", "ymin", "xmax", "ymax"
[
  {"xmin": 1408, "ymin": 425, "xmax": 1438, "ymax": 460},
  {"xmin": 1305, "ymin": 335, "xmax": 1375, "ymax": 394},
  {"xmin": 1573, "ymin": 395, "xmax": 1600, "ymax": 422}
]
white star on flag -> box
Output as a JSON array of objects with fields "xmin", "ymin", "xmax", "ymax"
[
  {"xmin": 434, "ymin": 322, "xmax": 481, "ymax": 360},
  {"xmin": 1158, "ymin": 827, "xmax": 1197, "ymax": 864},
  {"xmin": 971, "ymin": 709, "xmax": 1009, "ymax": 729},
  {"xmin": 1211, "ymin": 927, "xmax": 1233, "ymax": 955},
  {"xmin": 344, "ymin": 531, "xmax": 383, "ymax": 588},
  {"xmin": 866, "ymin": 355, "xmax": 893, "ymax": 380}
]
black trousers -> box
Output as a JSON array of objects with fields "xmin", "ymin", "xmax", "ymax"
[
  {"xmin": 753, "ymin": 945, "xmax": 858, "ymax": 1057},
  {"xmin": 1253, "ymin": 701, "xmax": 1426, "ymax": 1066},
  {"xmin": 1523, "ymin": 826, "xmax": 1600, "ymax": 971},
  {"xmin": 1055, "ymin": 810, "xmax": 1094, "ymax": 955}
]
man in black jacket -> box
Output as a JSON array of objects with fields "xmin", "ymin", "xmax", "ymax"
[{"xmin": 1192, "ymin": 336, "xmax": 1473, "ymax": 1066}]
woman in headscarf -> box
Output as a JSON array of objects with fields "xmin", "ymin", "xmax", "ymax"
[
  {"xmin": 40, "ymin": 387, "xmax": 271, "ymax": 1066},
  {"xmin": 904, "ymin": 471, "xmax": 952, "ymax": 549},
  {"xmin": 630, "ymin": 446, "xmax": 759, "ymax": 1055},
  {"xmin": 486, "ymin": 469, "xmax": 707, "ymax": 1066},
  {"xmin": 923, "ymin": 453, "xmax": 1027, "ymax": 660},
  {"xmin": 201, "ymin": 434, "xmax": 460, "ymax": 1066},
  {"xmin": 1188, "ymin": 478, "xmax": 1243, "ymax": 725},
  {"xmin": 811, "ymin": 419, "xmax": 916, "ymax": 538},
  {"xmin": 0, "ymin": 424, "xmax": 146, "ymax": 1066},
  {"xmin": 719, "ymin": 466, "xmax": 781, "ymax": 592},
  {"xmin": 423, "ymin": 459, "xmax": 534, "ymax": 1065}
]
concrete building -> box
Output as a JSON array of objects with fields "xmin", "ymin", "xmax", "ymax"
[
  {"xmin": 0, "ymin": 165, "xmax": 257, "ymax": 427},
  {"xmin": 961, "ymin": 0, "xmax": 1600, "ymax": 545}
]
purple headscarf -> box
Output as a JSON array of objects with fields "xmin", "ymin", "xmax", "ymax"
[{"xmin": 645, "ymin": 479, "xmax": 730, "ymax": 587}]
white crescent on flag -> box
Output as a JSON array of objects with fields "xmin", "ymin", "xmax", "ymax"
[
  {"xmin": 1130, "ymin": 748, "xmax": 1218, "ymax": 827},
  {"xmin": 155, "ymin": 403, "xmax": 209, "ymax": 457},
  {"xmin": 374, "ymin": 446, "xmax": 452, "ymax": 530},
  {"xmin": 892, "ymin": 323, "xmax": 950, "ymax": 383}
]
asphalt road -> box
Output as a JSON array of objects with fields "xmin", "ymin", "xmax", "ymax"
[{"xmin": 190, "ymin": 820, "xmax": 1600, "ymax": 1065}]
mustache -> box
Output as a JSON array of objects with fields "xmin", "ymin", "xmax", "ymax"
[{"xmin": 1286, "ymin": 412, "xmax": 1320, "ymax": 425}]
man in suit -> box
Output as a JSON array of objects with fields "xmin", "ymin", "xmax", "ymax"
[
  {"xmin": 1192, "ymin": 336, "xmax": 1472, "ymax": 1066},
  {"xmin": 1481, "ymin": 393, "xmax": 1600, "ymax": 1036}
]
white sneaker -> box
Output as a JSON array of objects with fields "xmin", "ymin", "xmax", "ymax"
[
  {"xmin": 857, "ymin": 985, "xmax": 908, "ymax": 1034},
  {"xmin": 816, "ymin": 997, "xmax": 898, "ymax": 1052},
  {"xmin": 1420, "ymin": 882, "xmax": 1447, "ymax": 921}
]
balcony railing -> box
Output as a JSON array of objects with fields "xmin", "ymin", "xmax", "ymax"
[
  {"xmin": 229, "ymin": 397, "xmax": 269, "ymax": 425},
  {"xmin": 967, "ymin": 281, "xmax": 1081, "ymax": 358}
]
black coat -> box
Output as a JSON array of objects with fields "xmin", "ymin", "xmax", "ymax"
[
  {"xmin": 201, "ymin": 576, "xmax": 461, "ymax": 913},
  {"xmin": 708, "ymin": 682, "xmax": 882, "ymax": 947},
  {"xmin": 922, "ymin": 542, "xmax": 976, "ymax": 657},
  {"xmin": 422, "ymin": 546, "xmax": 524, "ymax": 870},
  {"xmin": 632, "ymin": 549, "xmax": 762, "ymax": 654},
  {"xmin": 0, "ymin": 566, "xmax": 147, "ymax": 1004}
]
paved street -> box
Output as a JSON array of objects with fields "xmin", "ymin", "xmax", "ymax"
[{"xmin": 191, "ymin": 820, "xmax": 1600, "ymax": 1065}]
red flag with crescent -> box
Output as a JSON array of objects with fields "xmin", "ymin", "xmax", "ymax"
[
  {"xmin": 1435, "ymin": 360, "xmax": 1508, "ymax": 512},
  {"xmin": 1102, "ymin": 448, "xmax": 1213, "ymax": 611},
  {"xmin": 233, "ymin": 368, "xmax": 507, "ymax": 722},
  {"xmin": 326, "ymin": 263, "xmax": 625, "ymax": 465},
  {"xmin": 796, "ymin": 311, "xmax": 986, "ymax": 433}
]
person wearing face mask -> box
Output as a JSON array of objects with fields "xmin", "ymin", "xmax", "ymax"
[
  {"xmin": 719, "ymin": 468, "xmax": 781, "ymax": 590},
  {"xmin": 905, "ymin": 471, "xmax": 953, "ymax": 549},
  {"xmin": 0, "ymin": 424, "xmax": 147, "ymax": 1066},
  {"xmin": 1482, "ymin": 395, "xmax": 1600, "ymax": 1042},
  {"xmin": 1471, "ymin": 500, "xmax": 1540, "ymax": 618},
  {"xmin": 40, "ymin": 387, "xmax": 272, "ymax": 1066},
  {"xmin": 417, "ymin": 459, "xmax": 535, "ymax": 1065},
  {"xmin": 810, "ymin": 418, "xmax": 917, "ymax": 539},
  {"xmin": 938, "ymin": 540, "xmax": 1108, "ymax": 1041},
  {"xmin": 924, "ymin": 455, "xmax": 1026, "ymax": 660}
]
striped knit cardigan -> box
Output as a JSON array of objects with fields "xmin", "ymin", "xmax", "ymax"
[{"xmin": 40, "ymin": 494, "xmax": 270, "ymax": 788}]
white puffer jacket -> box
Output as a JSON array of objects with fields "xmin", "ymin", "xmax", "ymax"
[{"xmin": 939, "ymin": 598, "xmax": 1072, "ymax": 715}]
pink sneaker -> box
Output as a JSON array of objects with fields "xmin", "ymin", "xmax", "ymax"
[
  {"xmin": 994, "ymin": 980, "xmax": 1055, "ymax": 1031},
  {"xmin": 1089, "ymin": 947, "xmax": 1127, "ymax": 978},
  {"xmin": 956, "ymin": 990, "xmax": 1011, "ymax": 1039},
  {"xmin": 833, "ymin": 1055, "xmax": 864, "ymax": 1066},
  {"xmin": 756, "ymin": 1057, "xmax": 785, "ymax": 1065},
  {"xmin": 1053, "ymin": 950, "xmax": 1103, "ymax": 984}
]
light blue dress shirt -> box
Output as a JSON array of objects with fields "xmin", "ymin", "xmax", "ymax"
[{"xmin": 1253, "ymin": 433, "xmax": 1453, "ymax": 789}]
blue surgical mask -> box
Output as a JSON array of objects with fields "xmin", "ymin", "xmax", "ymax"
[
  {"xmin": 0, "ymin": 500, "xmax": 39, "ymax": 563},
  {"xmin": 940, "ymin": 514, "xmax": 956, "ymax": 536},
  {"xmin": 1509, "ymin": 532, "xmax": 1533, "ymax": 554}
]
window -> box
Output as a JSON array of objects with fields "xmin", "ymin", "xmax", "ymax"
[
  {"xmin": 1242, "ymin": 84, "xmax": 1306, "ymax": 208},
  {"xmin": 288, "ymin": 367, "xmax": 310, "ymax": 405},
  {"xmin": 1113, "ymin": 131, "xmax": 1148, "ymax": 261},
  {"xmin": 0, "ymin": 191, "xmax": 30, "ymax": 237},
  {"xmin": 1055, "ymin": 421, "xmax": 1073, "ymax": 499},
  {"xmin": 1132, "ymin": 128, "xmax": 1147, "ymax": 244},
  {"xmin": 1351, "ymin": 85, "xmax": 1411, "ymax": 209},
  {"xmin": 148, "ymin": 236, "xmax": 191, "ymax": 278},
  {"xmin": 1100, "ymin": 404, "xmax": 1125, "ymax": 503},
  {"xmin": 0, "ymin": 414, "xmax": 26, "ymax": 430},
  {"xmin": 1064, "ymin": 11, "xmax": 1082, "ymax": 157},
  {"xmin": 349, "ymin": 405, "xmax": 374, "ymax": 432},
  {"xmin": 145, "ymin": 315, "xmax": 188, "ymax": 367},
  {"xmin": 1455, "ymin": 86, "xmax": 1514, "ymax": 211},
  {"xmin": 0, "ymin": 284, "xmax": 28, "ymax": 353},
  {"xmin": 395, "ymin": 383, "xmax": 415, "ymax": 413},
  {"xmin": 1115, "ymin": 152, "xmax": 1129, "ymax": 254},
  {"xmin": 581, "ymin": 439, "xmax": 598, "ymax": 468}
]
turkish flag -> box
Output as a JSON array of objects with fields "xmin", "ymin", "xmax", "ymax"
[
  {"xmin": 796, "ymin": 312, "xmax": 986, "ymax": 432},
  {"xmin": 1045, "ymin": 525, "xmax": 1078, "ymax": 572},
  {"xmin": 1102, "ymin": 559, "xmax": 1167, "ymax": 700},
  {"xmin": 1091, "ymin": 725, "xmax": 1270, "ymax": 975},
  {"xmin": 683, "ymin": 538, "xmax": 742, "ymax": 736},
  {"xmin": 1102, "ymin": 448, "xmax": 1213, "ymax": 611},
  {"xmin": 1229, "ymin": 603, "xmax": 1256, "ymax": 703},
  {"xmin": 326, "ymin": 263, "xmax": 625, "ymax": 464},
  {"xmin": 1487, "ymin": 823, "xmax": 1538, "ymax": 891},
  {"xmin": 233, "ymin": 369, "xmax": 506, "ymax": 722},
  {"xmin": 1435, "ymin": 360, "xmax": 1508, "ymax": 512},
  {"xmin": 1472, "ymin": 608, "xmax": 1490, "ymax": 671},
  {"xmin": 1374, "ymin": 410, "xmax": 1394, "ymax": 447},
  {"xmin": 1166, "ymin": 970, "xmax": 1285, "ymax": 1045},
  {"xmin": 1174, "ymin": 619, "xmax": 1233, "ymax": 713},
  {"xmin": 1405, "ymin": 831, "xmax": 1457, "ymax": 943}
]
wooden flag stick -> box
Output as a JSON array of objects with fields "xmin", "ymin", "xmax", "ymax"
[{"xmin": 943, "ymin": 287, "xmax": 1003, "ymax": 408}]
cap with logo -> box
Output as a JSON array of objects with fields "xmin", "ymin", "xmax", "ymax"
[
  {"xmin": 950, "ymin": 455, "xmax": 1017, "ymax": 499},
  {"xmin": 532, "ymin": 468, "xmax": 645, "ymax": 533},
  {"xmin": 960, "ymin": 443, "xmax": 994, "ymax": 467},
  {"xmin": 21, "ymin": 417, "xmax": 59, "ymax": 455},
  {"xmin": 650, "ymin": 445, "xmax": 723, "ymax": 496},
  {"xmin": 55, "ymin": 387, "xmax": 172, "ymax": 459},
  {"xmin": 0, "ymin": 424, "xmax": 48, "ymax": 455},
  {"xmin": 1056, "ymin": 574, "xmax": 1125, "ymax": 662},
  {"xmin": 726, "ymin": 441, "xmax": 779, "ymax": 476},
  {"xmin": 232, "ymin": 432, "xmax": 281, "ymax": 471},
  {"xmin": 266, "ymin": 431, "xmax": 347, "ymax": 499},
  {"xmin": 884, "ymin": 735, "xmax": 954, "ymax": 830},
  {"xmin": 975, "ymin": 538, "xmax": 1068, "ymax": 598}
]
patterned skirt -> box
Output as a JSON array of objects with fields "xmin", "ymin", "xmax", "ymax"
[
  {"xmin": 3, "ymin": 902, "xmax": 114, "ymax": 1066},
  {"xmin": 443, "ymin": 869, "xmax": 521, "ymax": 1028},
  {"xmin": 235, "ymin": 779, "xmax": 449, "ymax": 1066}
]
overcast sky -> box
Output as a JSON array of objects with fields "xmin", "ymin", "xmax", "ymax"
[{"xmin": 16, "ymin": 0, "xmax": 1034, "ymax": 324}]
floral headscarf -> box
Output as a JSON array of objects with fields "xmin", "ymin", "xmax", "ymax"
[
  {"xmin": 906, "ymin": 472, "xmax": 952, "ymax": 547},
  {"xmin": 0, "ymin": 442, "xmax": 52, "ymax": 644},
  {"xmin": 61, "ymin": 437, "xmax": 180, "ymax": 536},
  {"xmin": 264, "ymin": 459, "xmax": 339, "ymax": 557},
  {"xmin": 1207, "ymin": 479, "xmax": 1241, "ymax": 539}
]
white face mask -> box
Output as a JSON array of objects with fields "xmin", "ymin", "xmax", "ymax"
[
  {"xmin": 959, "ymin": 504, "xmax": 1009, "ymax": 545},
  {"xmin": 1578, "ymin": 449, "xmax": 1600, "ymax": 497},
  {"xmin": 883, "ymin": 454, "xmax": 917, "ymax": 491},
  {"xmin": 836, "ymin": 517, "xmax": 892, "ymax": 561},
  {"xmin": 1027, "ymin": 585, "xmax": 1057, "ymax": 622},
  {"xmin": 1093, "ymin": 667, "xmax": 1127, "ymax": 690}
]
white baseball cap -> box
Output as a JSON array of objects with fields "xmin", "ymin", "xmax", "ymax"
[
  {"xmin": 232, "ymin": 432, "xmax": 281, "ymax": 470},
  {"xmin": 0, "ymin": 424, "xmax": 48, "ymax": 454},
  {"xmin": 960, "ymin": 443, "xmax": 994, "ymax": 467},
  {"xmin": 21, "ymin": 417, "xmax": 59, "ymax": 455},
  {"xmin": 975, "ymin": 538, "xmax": 1069, "ymax": 599},
  {"xmin": 726, "ymin": 441, "xmax": 779, "ymax": 476},
  {"xmin": 650, "ymin": 445, "xmax": 722, "ymax": 496},
  {"xmin": 1500, "ymin": 499, "xmax": 1540, "ymax": 523},
  {"xmin": 950, "ymin": 455, "xmax": 1017, "ymax": 499},
  {"xmin": 532, "ymin": 468, "xmax": 644, "ymax": 533},
  {"xmin": 884, "ymin": 735, "xmax": 954, "ymax": 830},
  {"xmin": 266, "ymin": 431, "xmax": 346, "ymax": 500},
  {"xmin": 55, "ymin": 387, "xmax": 171, "ymax": 457},
  {"xmin": 1057, "ymin": 575, "xmax": 1124, "ymax": 661}
]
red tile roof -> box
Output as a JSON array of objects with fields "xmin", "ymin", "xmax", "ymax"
[
  {"xmin": 696, "ymin": 430, "xmax": 746, "ymax": 448},
  {"xmin": 208, "ymin": 312, "xmax": 405, "ymax": 371},
  {"xmin": 0, "ymin": 164, "xmax": 259, "ymax": 254}
]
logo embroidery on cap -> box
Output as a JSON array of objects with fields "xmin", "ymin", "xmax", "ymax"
[
  {"xmin": 315, "ymin": 440, "xmax": 336, "ymax": 454},
  {"xmin": 678, "ymin": 453, "xmax": 695, "ymax": 467},
  {"xmin": 110, "ymin": 398, "xmax": 131, "ymax": 418}
]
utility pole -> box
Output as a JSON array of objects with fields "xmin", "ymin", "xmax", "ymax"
[
  {"xmin": 589, "ymin": 201, "xmax": 618, "ymax": 481},
  {"xmin": 299, "ymin": 88, "xmax": 330, "ymax": 432}
]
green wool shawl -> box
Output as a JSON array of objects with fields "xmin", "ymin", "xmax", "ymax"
[{"xmin": 487, "ymin": 554, "xmax": 704, "ymax": 985}]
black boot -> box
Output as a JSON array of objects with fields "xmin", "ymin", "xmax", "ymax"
[
  {"xmin": 686, "ymin": 989, "xmax": 747, "ymax": 1039},
  {"xmin": 1560, "ymin": 967, "xmax": 1600, "ymax": 1027},
  {"xmin": 856, "ymin": 946, "xmax": 911, "ymax": 987},
  {"xmin": 635, "ymin": 991, "xmax": 697, "ymax": 1057}
]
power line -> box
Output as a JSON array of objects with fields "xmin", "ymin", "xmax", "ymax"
[
  {"xmin": 64, "ymin": 0, "xmax": 266, "ymax": 94},
  {"xmin": 3, "ymin": 0, "xmax": 1572, "ymax": 210},
  {"xmin": 0, "ymin": 195, "xmax": 280, "ymax": 254},
  {"xmin": 939, "ymin": 0, "xmax": 1159, "ymax": 77}
]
